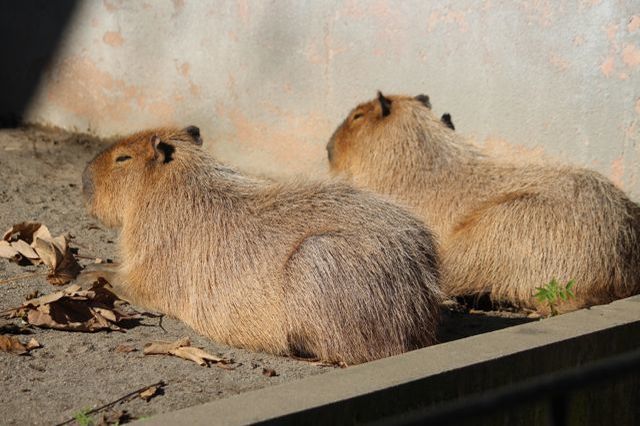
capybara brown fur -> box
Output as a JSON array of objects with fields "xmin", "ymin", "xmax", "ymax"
[
  {"xmin": 82, "ymin": 126, "xmax": 443, "ymax": 364},
  {"xmin": 327, "ymin": 92, "xmax": 640, "ymax": 313}
]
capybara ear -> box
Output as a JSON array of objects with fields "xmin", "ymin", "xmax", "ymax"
[
  {"xmin": 441, "ymin": 113, "xmax": 455, "ymax": 130},
  {"xmin": 377, "ymin": 91, "xmax": 392, "ymax": 117},
  {"xmin": 184, "ymin": 125, "xmax": 203, "ymax": 146},
  {"xmin": 149, "ymin": 135, "xmax": 164, "ymax": 161},
  {"xmin": 149, "ymin": 134, "xmax": 176, "ymax": 163},
  {"xmin": 415, "ymin": 94, "xmax": 432, "ymax": 109}
]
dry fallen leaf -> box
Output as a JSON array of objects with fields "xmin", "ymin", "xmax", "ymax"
[
  {"xmin": 3, "ymin": 222, "xmax": 43, "ymax": 244},
  {"xmin": 262, "ymin": 367, "xmax": 278, "ymax": 377},
  {"xmin": 0, "ymin": 321, "xmax": 32, "ymax": 335},
  {"xmin": 139, "ymin": 385, "xmax": 161, "ymax": 402},
  {"xmin": 143, "ymin": 337, "xmax": 232, "ymax": 368},
  {"xmin": 216, "ymin": 362, "xmax": 237, "ymax": 371},
  {"xmin": 11, "ymin": 239, "xmax": 39, "ymax": 261},
  {"xmin": 1, "ymin": 222, "xmax": 81, "ymax": 285},
  {"xmin": 4, "ymin": 279, "xmax": 142, "ymax": 332},
  {"xmin": 25, "ymin": 290, "xmax": 39, "ymax": 300},
  {"xmin": 36, "ymin": 237, "xmax": 81, "ymax": 286},
  {"xmin": 0, "ymin": 335, "xmax": 28, "ymax": 355},
  {"xmin": 25, "ymin": 338, "xmax": 41, "ymax": 350},
  {"xmin": 0, "ymin": 240, "xmax": 19, "ymax": 260},
  {"xmin": 115, "ymin": 344, "xmax": 136, "ymax": 353},
  {"xmin": 33, "ymin": 237, "xmax": 62, "ymax": 270}
]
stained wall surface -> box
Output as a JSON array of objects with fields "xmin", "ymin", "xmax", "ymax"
[{"xmin": 21, "ymin": 1, "xmax": 640, "ymax": 198}]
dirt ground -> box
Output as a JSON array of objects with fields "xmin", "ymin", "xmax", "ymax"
[{"xmin": 0, "ymin": 127, "xmax": 535, "ymax": 425}]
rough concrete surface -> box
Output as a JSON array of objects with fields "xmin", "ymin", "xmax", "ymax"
[
  {"xmin": 149, "ymin": 296, "xmax": 640, "ymax": 426},
  {"xmin": 0, "ymin": 127, "xmax": 533, "ymax": 425}
]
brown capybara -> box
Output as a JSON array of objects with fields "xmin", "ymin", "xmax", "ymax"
[
  {"xmin": 327, "ymin": 92, "xmax": 640, "ymax": 313},
  {"xmin": 82, "ymin": 126, "xmax": 443, "ymax": 364}
]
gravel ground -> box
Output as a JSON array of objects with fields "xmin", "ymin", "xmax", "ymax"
[{"xmin": 0, "ymin": 126, "xmax": 535, "ymax": 425}]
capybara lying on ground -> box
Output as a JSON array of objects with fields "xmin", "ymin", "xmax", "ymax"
[
  {"xmin": 327, "ymin": 92, "xmax": 640, "ymax": 313},
  {"xmin": 82, "ymin": 126, "xmax": 443, "ymax": 364}
]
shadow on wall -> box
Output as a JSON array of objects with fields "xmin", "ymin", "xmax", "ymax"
[{"xmin": 0, "ymin": 0, "xmax": 78, "ymax": 127}]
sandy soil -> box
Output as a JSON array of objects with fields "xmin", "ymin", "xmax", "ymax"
[{"xmin": 0, "ymin": 127, "xmax": 535, "ymax": 425}]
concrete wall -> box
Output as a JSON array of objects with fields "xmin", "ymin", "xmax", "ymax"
[
  {"xmin": 148, "ymin": 295, "xmax": 640, "ymax": 425},
  {"xmin": 21, "ymin": 1, "xmax": 640, "ymax": 198}
]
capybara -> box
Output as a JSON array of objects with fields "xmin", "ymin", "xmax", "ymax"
[
  {"xmin": 82, "ymin": 126, "xmax": 443, "ymax": 364},
  {"xmin": 327, "ymin": 92, "xmax": 640, "ymax": 313}
]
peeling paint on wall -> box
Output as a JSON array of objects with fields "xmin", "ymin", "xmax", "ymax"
[
  {"xmin": 102, "ymin": 31, "xmax": 124, "ymax": 47},
  {"xmin": 42, "ymin": 54, "xmax": 181, "ymax": 133},
  {"xmin": 622, "ymin": 44, "xmax": 640, "ymax": 68},
  {"xmin": 628, "ymin": 15, "xmax": 640, "ymax": 33},
  {"xmin": 21, "ymin": 0, "xmax": 640, "ymax": 199},
  {"xmin": 610, "ymin": 157, "xmax": 625, "ymax": 189}
]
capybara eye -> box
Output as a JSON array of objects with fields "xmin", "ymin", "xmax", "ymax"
[
  {"xmin": 115, "ymin": 155, "xmax": 132, "ymax": 163},
  {"xmin": 353, "ymin": 113, "xmax": 364, "ymax": 120}
]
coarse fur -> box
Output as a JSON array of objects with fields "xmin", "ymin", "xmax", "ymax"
[
  {"xmin": 327, "ymin": 93, "xmax": 640, "ymax": 313},
  {"xmin": 82, "ymin": 127, "xmax": 443, "ymax": 364}
]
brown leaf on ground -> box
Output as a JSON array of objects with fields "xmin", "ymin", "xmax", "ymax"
[
  {"xmin": 139, "ymin": 385, "xmax": 161, "ymax": 402},
  {"xmin": 262, "ymin": 367, "xmax": 278, "ymax": 377},
  {"xmin": 0, "ymin": 335, "xmax": 28, "ymax": 354},
  {"xmin": 143, "ymin": 337, "xmax": 232, "ymax": 368},
  {"xmin": 32, "ymin": 237, "xmax": 62, "ymax": 270},
  {"xmin": 25, "ymin": 290, "xmax": 39, "ymax": 300},
  {"xmin": 0, "ymin": 321, "xmax": 32, "ymax": 335},
  {"xmin": 3, "ymin": 222, "xmax": 44, "ymax": 244},
  {"xmin": 11, "ymin": 239, "xmax": 39, "ymax": 262},
  {"xmin": 216, "ymin": 362, "xmax": 237, "ymax": 371},
  {"xmin": 0, "ymin": 222, "xmax": 81, "ymax": 284},
  {"xmin": 115, "ymin": 344, "xmax": 136, "ymax": 353},
  {"xmin": 35, "ymin": 236, "xmax": 82, "ymax": 285},
  {"xmin": 4, "ymin": 279, "xmax": 142, "ymax": 332},
  {"xmin": 25, "ymin": 338, "xmax": 41, "ymax": 350},
  {"xmin": 143, "ymin": 336, "xmax": 190, "ymax": 353},
  {"xmin": 0, "ymin": 241, "xmax": 19, "ymax": 261}
]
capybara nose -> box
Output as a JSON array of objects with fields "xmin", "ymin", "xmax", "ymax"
[
  {"xmin": 326, "ymin": 139, "xmax": 334, "ymax": 163},
  {"xmin": 82, "ymin": 165, "xmax": 94, "ymax": 202}
]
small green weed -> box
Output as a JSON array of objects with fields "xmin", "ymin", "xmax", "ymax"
[
  {"xmin": 73, "ymin": 408, "xmax": 93, "ymax": 426},
  {"xmin": 534, "ymin": 279, "xmax": 575, "ymax": 316}
]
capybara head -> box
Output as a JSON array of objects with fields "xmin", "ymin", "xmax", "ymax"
[
  {"xmin": 82, "ymin": 126, "xmax": 203, "ymax": 228},
  {"xmin": 326, "ymin": 92, "xmax": 455, "ymax": 175}
]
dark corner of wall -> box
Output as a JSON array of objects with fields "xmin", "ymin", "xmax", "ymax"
[{"xmin": 0, "ymin": 1, "xmax": 78, "ymax": 128}]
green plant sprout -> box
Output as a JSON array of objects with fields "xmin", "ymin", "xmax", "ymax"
[
  {"xmin": 534, "ymin": 279, "xmax": 575, "ymax": 316},
  {"xmin": 73, "ymin": 408, "xmax": 93, "ymax": 426}
]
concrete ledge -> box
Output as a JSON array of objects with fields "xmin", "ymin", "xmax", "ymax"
[{"xmin": 146, "ymin": 296, "xmax": 640, "ymax": 425}]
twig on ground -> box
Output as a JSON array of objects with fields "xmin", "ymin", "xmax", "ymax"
[
  {"xmin": 54, "ymin": 380, "xmax": 166, "ymax": 426},
  {"xmin": 157, "ymin": 314, "xmax": 166, "ymax": 332},
  {"xmin": 75, "ymin": 254, "xmax": 117, "ymax": 265}
]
